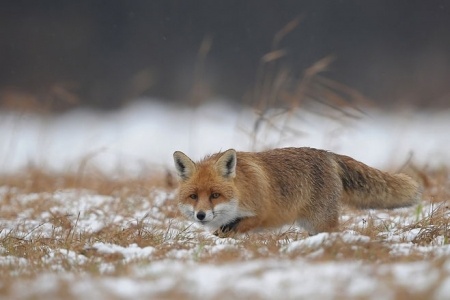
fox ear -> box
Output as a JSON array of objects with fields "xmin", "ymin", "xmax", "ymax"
[
  {"xmin": 173, "ymin": 151, "xmax": 196, "ymax": 180},
  {"xmin": 215, "ymin": 149, "xmax": 237, "ymax": 178}
]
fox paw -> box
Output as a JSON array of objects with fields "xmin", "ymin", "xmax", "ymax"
[{"xmin": 213, "ymin": 218, "xmax": 242, "ymax": 238}]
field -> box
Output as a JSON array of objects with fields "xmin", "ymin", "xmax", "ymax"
[
  {"xmin": 1, "ymin": 102, "xmax": 450, "ymax": 299},
  {"xmin": 0, "ymin": 166, "xmax": 449, "ymax": 299}
]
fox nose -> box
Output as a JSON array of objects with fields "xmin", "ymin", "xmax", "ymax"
[{"xmin": 196, "ymin": 211, "xmax": 206, "ymax": 221}]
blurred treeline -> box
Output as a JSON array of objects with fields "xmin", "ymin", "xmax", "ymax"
[{"xmin": 1, "ymin": 0, "xmax": 449, "ymax": 111}]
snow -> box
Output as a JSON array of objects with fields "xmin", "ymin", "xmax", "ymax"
[
  {"xmin": 1, "ymin": 100, "xmax": 450, "ymax": 175},
  {"xmin": 1, "ymin": 185, "xmax": 449, "ymax": 299},
  {"xmin": 91, "ymin": 242, "xmax": 156, "ymax": 261},
  {"xmin": 0, "ymin": 99, "xmax": 450, "ymax": 299},
  {"xmin": 283, "ymin": 232, "xmax": 330, "ymax": 253},
  {"xmin": 5, "ymin": 259, "xmax": 447, "ymax": 299}
]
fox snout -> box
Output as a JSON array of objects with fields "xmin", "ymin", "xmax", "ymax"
[
  {"xmin": 196, "ymin": 211, "xmax": 206, "ymax": 221},
  {"xmin": 178, "ymin": 203, "xmax": 214, "ymax": 224},
  {"xmin": 194, "ymin": 209, "xmax": 214, "ymax": 223},
  {"xmin": 178, "ymin": 200, "xmax": 245, "ymax": 230}
]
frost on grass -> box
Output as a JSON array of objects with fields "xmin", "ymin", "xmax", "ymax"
[{"xmin": 0, "ymin": 171, "xmax": 449, "ymax": 299}]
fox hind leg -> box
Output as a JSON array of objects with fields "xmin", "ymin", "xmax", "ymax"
[{"xmin": 297, "ymin": 210, "xmax": 339, "ymax": 236}]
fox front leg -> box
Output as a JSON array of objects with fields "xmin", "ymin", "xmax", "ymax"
[
  {"xmin": 214, "ymin": 216, "xmax": 262, "ymax": 238},
  {"xmin": 214, "ymin": 218, "xmax": 242, "ymax": 238}
]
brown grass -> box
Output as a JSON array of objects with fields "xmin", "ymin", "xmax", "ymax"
[
  {"xmin": 1, "ymin": 166, "xmax": 448, "ymax": 261},
  {"xmin": 0, "ymin": 165, "xmax": 448, "ymax": 299}
]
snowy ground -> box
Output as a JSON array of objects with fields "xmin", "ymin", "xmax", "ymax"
[
  {"xmin": 0, "ymin": 185, "xmax": 449, "ymax": 299},
  {"xmin": 0, "ymin": 100, "xmax": 450, "ymax": 299},
  {"xmin": 1, "ymin": 100, "xmax": 450, "ymax": 174}
]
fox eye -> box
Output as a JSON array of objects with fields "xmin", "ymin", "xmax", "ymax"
[
  {"xmin": 210, "ymin": 193, "xmax": 220, "ymax": 199},
  {"xmin": 189, "ymin": 194, "xmax": 198, "ymax": 200}
]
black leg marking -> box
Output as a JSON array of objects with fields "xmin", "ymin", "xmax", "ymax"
[{"xmin": 219, "ymin": 218, "xmax": 242, "ymax": 233}]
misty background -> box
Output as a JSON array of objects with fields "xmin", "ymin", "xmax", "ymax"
[{"xmin": 1, "ymin": 1, "xmax": 450, "ymax": 112}]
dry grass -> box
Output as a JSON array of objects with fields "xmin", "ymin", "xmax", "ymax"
[
  {"xmin": 0, "ymin": 166, "xmax": 448, "ymax": 259},
  {"xmin": 0, "ymin": 165, "xmax": 448, "ymax": 299},
  {"xmin": 235, "ymin": 18, "xmax": 372, "ymax": 152}
]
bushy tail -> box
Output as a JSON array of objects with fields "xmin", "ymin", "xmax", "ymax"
[{"xmin": 336, "ymin": 154, "xmax": 422, "ymax": 209}]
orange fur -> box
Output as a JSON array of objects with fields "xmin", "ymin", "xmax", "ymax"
[{"xmin": 173, "ymin": 147, "xmax": 422, "ymax": 237}]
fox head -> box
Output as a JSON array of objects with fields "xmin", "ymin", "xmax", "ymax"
[{"xmin": 173, "ymin": 149, "xmax": 243, "ymax": 229}]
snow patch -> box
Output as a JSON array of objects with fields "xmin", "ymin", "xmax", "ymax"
[
  {"xmin": 90, "ymin": 242, "xmax": 155, "ymax": 261},
  {"xmin": 1, "ymin": 101, "xmax": 450, "ymax": 174}
]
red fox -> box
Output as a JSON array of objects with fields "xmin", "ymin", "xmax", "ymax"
[{"xmin": 173, "ymin": 147, "xmax": 422, "ymax": 237}]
